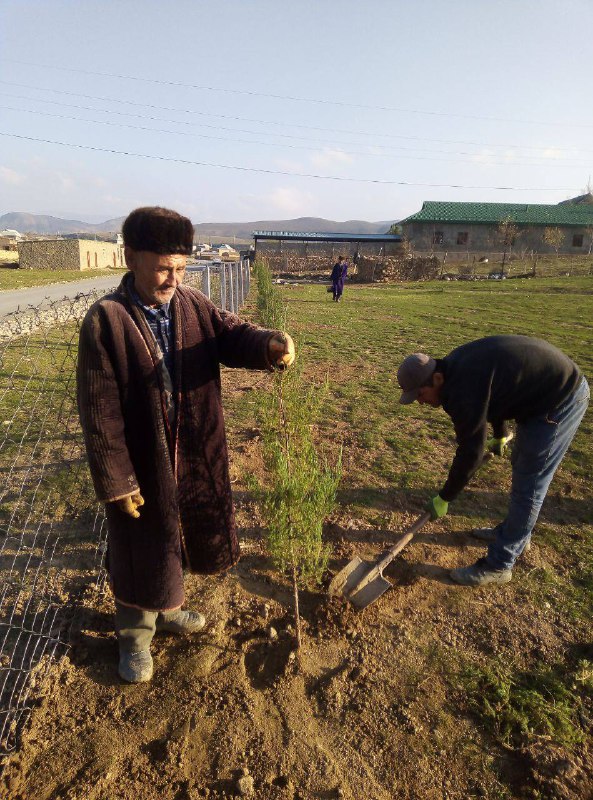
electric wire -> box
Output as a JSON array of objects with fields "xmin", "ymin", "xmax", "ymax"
[
  {"xmin": 0, "ymin": 131, "xmax": 571, "ymax": 191},
  {"xmin": 3, "ymin": 58, "xmax": 592, "ymax": 129},
  {"xmin": 0, "ymin": 80, "xmax": 588, "ymax": 156},
  {"xmin": 2, "ymin": 104, "xmax": 588, "ymax": 169}
]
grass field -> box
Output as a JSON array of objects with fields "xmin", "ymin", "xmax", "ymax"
[{"xmin": 222, "ymin": 274, "xmax": 593, "ymax": 796}]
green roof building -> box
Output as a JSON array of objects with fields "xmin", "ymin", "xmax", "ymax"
[{"xmin": 400, "ymin": 197, "xmax": 593, "ymax": 255}]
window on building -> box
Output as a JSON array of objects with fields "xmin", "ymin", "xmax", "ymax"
[
  {"xmin": 432, "ymin": 231, "xmax": 444, "ymax": 245},
  {"xmin": 572, "ymin": 234, "xmax": 584, "ymax": 248},
  {"xmin": 457, "ymin": 232, "xmax": 468, "ymax": 246}
]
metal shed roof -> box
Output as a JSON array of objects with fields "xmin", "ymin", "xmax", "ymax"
[
  {"xmin": 253, "ymin": 231, "xmax": 401, "ymax": 243},
  {"xmin": 401, "ymin": 201, "xmax": 593, "ymax": 227}
]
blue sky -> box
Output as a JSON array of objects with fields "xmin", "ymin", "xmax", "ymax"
[{"xmin": 1, "ymin": 0, "xmax": 592, "ymax": 224}]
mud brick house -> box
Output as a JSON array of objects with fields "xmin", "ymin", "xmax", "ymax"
[
  {"xmin": 400, "ymin": 196, "xmax": 593, "ymax": 255},
  {"xmin": 17, "ymin": 238, "xmax": 124, "ymax": 271}
]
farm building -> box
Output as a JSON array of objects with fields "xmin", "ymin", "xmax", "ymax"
[
  {"xmin": 253, "ymin": 230, "xmax": 402, "ymax": 274},
  {"xmin": 17, "ymin": 238, "xmax": 124, "ymax": 271},
  {"xmin": 0, "ymin": 229, "xmax": 22, "ymax": 251},
  {"xmin": 400, "ymin": 197, "xmax": 593, "ymax": 256}
]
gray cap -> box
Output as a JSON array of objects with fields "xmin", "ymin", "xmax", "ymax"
[{"xmin": 397, "ymin": 353, "xmax": 437, "ymax": 404}]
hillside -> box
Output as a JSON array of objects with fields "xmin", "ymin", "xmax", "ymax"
[{"xmin": 0, "ymin": 213, "xmax": 395, "ymax": 238}]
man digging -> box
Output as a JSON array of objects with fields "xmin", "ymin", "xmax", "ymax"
[
  {"xmin": 77, "ymin": 206, "xmax": 295, "ymax": 682},
  {"xmin": 397, "ymin": 335, "xmax": 589, "ymax": 587}
]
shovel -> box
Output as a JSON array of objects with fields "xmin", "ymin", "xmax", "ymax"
[
  {"xmin": 328, "ymin": 512, "xmax": 431, "ymax": 609},
  {"xmin": 328, "ymin": 433, "xmax": 514, "ymax": 610}
]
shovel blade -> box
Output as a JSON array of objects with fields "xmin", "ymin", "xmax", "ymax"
[
  {"xmin": 328, "ymin": 557, "xmax": 394, "ymax": 610},
  {"xmin": 348, "ymin": 573, "xmax": 393, "ymax": 610},
  {"xmin": 328, "ymin": 557, "xmax": 372, "ymax": 598}
]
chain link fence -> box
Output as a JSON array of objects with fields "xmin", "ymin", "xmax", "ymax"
[{"xmin": 0, "ymin": 260, "xmax": 250, "ymax": 766}]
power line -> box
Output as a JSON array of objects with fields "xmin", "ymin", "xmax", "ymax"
[
  {"xmin": 2, "ymin": 58, "xmax": 593, "ymax": 129},
  {"xmin": 2, "ymin": 104, "xmax": 589, "ymax": 170},
  {"xmin": 0, "ymin": 130, "xmax": 571, "ymax": 191},
  {"xmin": 0, "ymin": 80, "xmax": 588, "ymax": 156}
]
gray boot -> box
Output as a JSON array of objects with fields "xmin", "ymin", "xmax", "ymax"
[
  {"xmin": 156, "ymin": 609, "xmax": 207, "ymax": 635},
  {"xmin": 115, "ymin": 602, "xmax": 157, "ymax": 683},
  {"xmin": 118, "ymin": 650, "xmax": 153, "ymax": 683}
]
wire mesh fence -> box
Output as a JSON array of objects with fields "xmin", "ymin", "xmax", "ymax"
[{"xmin": 0, "ymin": 260, "xmax": 250, "ymax": 766}]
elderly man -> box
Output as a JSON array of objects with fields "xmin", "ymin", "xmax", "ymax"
[
  {"xmin": 77, "ymin": 207, "xmax": 295, "ymax": 682},
  {"xmin": 397, "ymin": 335, "xmax": 589, "ymax": 587}
]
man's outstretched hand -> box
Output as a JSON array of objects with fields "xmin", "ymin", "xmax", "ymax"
[
  {"xmin": 268, "ymin": 332, "xmax": 295, "ymax": 370},
  {"xmin": 114, "ymin": 492, "xmax": 145, "ymax": 518}
]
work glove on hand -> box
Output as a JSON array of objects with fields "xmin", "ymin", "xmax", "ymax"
[
  {"xmin": 427, "ymin": 494, "xmax": 449, "ymax": 520},
  {"xmin": 268, "ymin": 332, "xmax": 295, "ymax": 370},
  {"xmin": 114, "ymin": 492, "xmax": 144, "ymax": 519},
  {"xmin": 486, "ymin": 436, "xmax": 510, "ymax": 457}
]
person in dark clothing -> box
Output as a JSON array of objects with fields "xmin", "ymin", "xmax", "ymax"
[
  {"xmin": 330, "ymin": 256, "xmax": 348, "ymax": 302},
  {"xmin": 77, "ymin": 207, "xmax": 295, "ymax": 682},
  {"xmin": 397, "ymin": 336, "xmax": 589, "ymax": 586}
]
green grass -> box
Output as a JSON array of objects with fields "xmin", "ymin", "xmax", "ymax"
[
  {"xmin": 0, "ymin": 266, "xmax": 124, "ymax": 290},
  {"xmin": 457, "ymin": 657, "xmax": 590, "ymax": 749}
]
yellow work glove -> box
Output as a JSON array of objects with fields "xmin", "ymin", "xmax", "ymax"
[
  {"xmin": 486, "ymin": 436, "xmax": 510, "ymax": 457},
  {"xmin": 268, "ymin": 332, "xmax": 295, "ymax": 370},
  {"xmin": 114, "ymin": 492, "xmax": 144, "ymax": 518}
]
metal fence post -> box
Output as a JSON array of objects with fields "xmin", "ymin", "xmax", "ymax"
[
  {"xmin": 204, "ymin": 264, "xmax": 211, "ymax": 300},
  {"xmin": 220, "ymin": 263, "xmax": 226, "ymax": 311},
  {"xmin": 228, "ymin": 262, "xmax": 235, "ymax": 313},
  {"xmin": 239, "ymin": 258, "xmax": 244, "ymax": 305}
]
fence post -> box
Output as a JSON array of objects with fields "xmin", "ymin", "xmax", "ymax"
[
  {"xmin": 220, "ymin": 263, "xmax": 226, "ymax": 311},
  {"xmin": 204, "ymin": 264, "xmax": 211, "ymax": 300},
  {"xmin": 229, "ymin": 262, "xmax": 235, "ymax": 313}
]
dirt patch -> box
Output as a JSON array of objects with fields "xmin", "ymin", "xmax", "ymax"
[{"xmin": 2, "ymin": 367, "xmax": 592, "ymax": 800}]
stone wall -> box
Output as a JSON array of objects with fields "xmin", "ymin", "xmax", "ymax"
[
  {"xmin": 353, "ymin": 255, "xmax": 440, "ymax": 282},
  {"xmin": 256, "ymin": 240, "xmax": 401, "ymax": 274},
  {"xmin": 17, "ymin": 239, "xmax": 124, "ymax": 271}
]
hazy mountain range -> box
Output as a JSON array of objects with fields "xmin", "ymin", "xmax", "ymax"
[{"xmin": 0, "ymin": 212, "xmax": 395, "ymax": 238}]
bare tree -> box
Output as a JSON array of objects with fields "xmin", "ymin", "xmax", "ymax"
[
  {"xmin": 498, "ymin": 217, "xmax": 520, "ymax": 275},
  {"xmin": 543, "ymin": 227, "xmax": 565, "ymax": 260}
]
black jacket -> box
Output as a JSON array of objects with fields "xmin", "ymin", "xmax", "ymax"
[{"xmin": 439, "ymin": 335, "xmax": 581, "ymax": 501}]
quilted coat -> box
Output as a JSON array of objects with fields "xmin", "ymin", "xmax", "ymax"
[{"xmin": 77, "ymin": 273, "xmax": 276, "ymax": 611}]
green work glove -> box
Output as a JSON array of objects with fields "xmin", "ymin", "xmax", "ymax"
[
  {"xmin": 486, "ymin": 436, "xmax": 509, "ymax": 457},
  {"xmin": 427, "ymin": 494, "xmax": 448, "ymax": 520}
]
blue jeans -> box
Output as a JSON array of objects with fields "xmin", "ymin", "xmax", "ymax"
[{"xmin": 487, "ymin": 377, "xmax": 590, "ymax": 571}]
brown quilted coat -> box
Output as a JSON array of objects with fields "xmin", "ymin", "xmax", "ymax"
[{"xmin": 77, "ymin": 274, "xmax": 276, "ymax": 611}]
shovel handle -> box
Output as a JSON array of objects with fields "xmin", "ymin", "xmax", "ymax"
[
  {"xmin": 374, "ymin": 511, "xmax": 431, "ymax": 574},
  {"xmin": 370, "ymin": 433, "xmax": 514, "ymax": 576}
]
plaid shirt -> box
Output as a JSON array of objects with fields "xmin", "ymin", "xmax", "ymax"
[{"xmin": 129, "ymin": 282, "xmax": 174, "ymax": 378}]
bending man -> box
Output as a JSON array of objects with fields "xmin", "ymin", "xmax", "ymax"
[
  {"xmin": 77, "ymin": 206, "xmax": 295, "ymax": 682},
  {"xmin": 397, "ymin": 335, "xmax": 589, "ymax": 587}
]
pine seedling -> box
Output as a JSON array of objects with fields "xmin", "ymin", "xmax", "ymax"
[{"xmin": 252, "ymin": 260, "xmax": 341, "ymax": 652}]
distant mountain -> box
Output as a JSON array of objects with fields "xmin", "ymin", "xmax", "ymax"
[
  {"xmin": 0, "ymin": 212, "xmax": 396, "ymax": 238},
  {"xmin": 0, "ymin": 212, "xmax": 125, "ymax": 235}
]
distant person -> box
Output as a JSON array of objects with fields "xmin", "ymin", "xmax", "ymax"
[
  {"xmin": 330, "ymin": 255, "xmax": 348, "ymax": 302},
  {"xmin": 77, "ymin": 206, "xmax": 295, "ymax": 683},
  {"xmin": 396, "ymin": 336, "xmax": 589, "ymax": 587}
]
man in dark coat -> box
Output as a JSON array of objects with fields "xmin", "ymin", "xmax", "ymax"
[
  {"xmin": 397, "ymin": 336, "xmax": 589, "ymax": 587},
  {"xmin": 330, "ymin": 256, "xmax": 348, "ymax": 302},
  {"xmin": 77, "ymin": 207, "xmax": 295, "ymax": 682}
]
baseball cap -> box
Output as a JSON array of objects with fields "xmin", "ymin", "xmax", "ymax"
[{"xmin": 397, "ymin": 353, "xmax": 437, "ymax": 404}]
